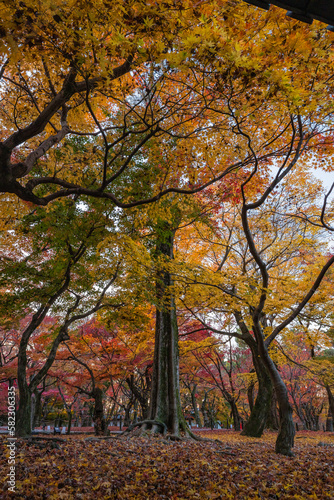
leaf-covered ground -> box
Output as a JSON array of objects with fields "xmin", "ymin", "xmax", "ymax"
[{"xmin": 1, "ymin": 431, "xmax": 333, "ymax": 499}]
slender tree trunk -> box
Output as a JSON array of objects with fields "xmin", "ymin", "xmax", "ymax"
[
  {"xmin": 92, "ymin": 387, "xmax": 106, "ymax": 436},
  {"xmin": 229, "ymin": 399, "xmax": 241, "ymax": 431},
  {"xmin": 242, "ymin": 345, "xmax": 273, "ymax": 437},
  {"xmin": 325, "ymin": 385, "xmax": 334, "ymax": 432},
  {"xmin": 124, "ymin": 400, "xmax": 133, "ymax": 427},
  {"xmin": 16, "ymin": 346, "xmax": 32, "ymax": 437},
  {"xmin": 126, "ymin": 375, "xmax": 149, "ymax": 420},
  {"xmin": 132, "ymin": 399, "xmax": 138, "ymax": 424},
  {"xmin": 200, "ymin": 392, "xmax": 211, "ymax": 428},
  {"xmin": 261, "ymin": 349, "xmax": 295, "ymax": 456},
  {"xmin": 190, "ymin": 385, "xmax": 202, "ymax": 427},
  {"xmin": 67, "ymin": 410, "xmax": 72, "ymax": 435},
  {"xmin": 266, "ymin": 389, "xmax": 279, "ymax": 431},
  {"xmin": 16, "ymin": 312, "xmax": 68, "ymax": 436}
]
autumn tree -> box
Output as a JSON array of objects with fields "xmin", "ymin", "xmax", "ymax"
[
  {"xmin": 0, "ymin": 199, "xmax": 126, "ymax": 436},
  {"xmin": 181, "ymin": 335, "xmax": 250, "ymax": 430},
  {"xmin": 0, "ymin": 0, "xmax": 256, "ymax": 208},
  {"xmin": 59, "ymin": 321, "xmax": 123, "ymax": 436},
  {"xmin": 2, "ymin": 1, "xmax": 333, "ymax": 211},
  {"xmin": 56, "ymin": 306, "xmax": 155, "ymax": 435},
  {"xmin": 176, "ymin": 166, "xmax": 334, "ymax": 455}
]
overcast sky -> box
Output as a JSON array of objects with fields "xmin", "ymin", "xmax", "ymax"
[{"xmin": 312, "ymin": 169, "xmax": 334, "ymax": 190}]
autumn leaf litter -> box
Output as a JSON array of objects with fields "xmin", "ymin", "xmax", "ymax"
[{"xmin": 1, "ymin": 431, "xmax": 333, "ymax": 499}]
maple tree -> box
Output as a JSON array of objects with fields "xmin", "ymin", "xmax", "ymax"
[
  {"xmin": 1, "ymin": 0, "xmax": 333, "ymax": 209},
  {"xmin": 60, "ymin": 331, "xmax": 119, "ymax": 436},
  {"xmin": 0, "ymin": 197, "xmax": 128, "ymax": 436},
  {"xmin": 175, "ymin": 166, "xmax": 334, "ymax": 455},
  {"xmin": 0, "ymin": 0, "xmax": 258, "ymax": 207},
  {"xmin": 277, "ymin": 303, "xmax": 334, "ymax": 432},
  {"xmin": 181, "ymin": 334, "xmax": 251, "ymax": 430}
]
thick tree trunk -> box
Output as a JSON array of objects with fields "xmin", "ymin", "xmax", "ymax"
[
  {"xmin": 30, "ymin": 393, "xmax": 36, "ymax": 431},
  {"xmin": 247, "ymin": 380, "xmax": 255, "ymax": 413},
  {"xmin": 33, "ymin": 390, "xmax": 42, "ymax": 428},
  {"xmin": 148, "ymin": 302, "xmax": 185, "ymax": 435},
  {"xmin": 92, "ymin": 387, "xmax": 106, "ymax": 436},
  {"xmin": 147, "ymin": 223, "xmax": 186, "ymax": 436},
  {"xmin": 242, "ymin": 345, "xmax": 273, "ymax": 437},
  {"xmin": 326, "ymin": 410, "xmax": 333, "ymax": 432}
]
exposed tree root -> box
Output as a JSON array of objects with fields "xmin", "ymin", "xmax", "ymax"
[
  {"xmin": 85, "ymin": 436, "xmax": 121, "ymax": 441},
  {"xmin": 188, "ymin": 431, "xmax": 220, "ymax": 443},
  {"xmin": 20, "ymin": 435, "xmax": 65, "ymax": 449},
  {"xmin": 86, "ymin": 421, "xmax": 225, "ymax": 448},
  {"xmin": 182, "ymin": 423, "xmax": 222, "ymax": 444},
  {"xmin": 123, "ymin": 419, "xmax": 168, "ymax": 436},
  {"xmin": 167, "ymin": 434, "xmax": 182, "ymax": 441},
  {"xmin": 23, "ymin": 436, "xmax": 65, "ymax": 443},
  {"xmin": 84, "ymin": 420, "xmax": 168, "ymax": 441}
]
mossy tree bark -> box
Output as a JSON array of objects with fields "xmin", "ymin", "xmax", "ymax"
[
  {"xmin": 148, "ymin": 301, "xmax": 183, "ymax": 435},
  {"xmin": 147, "ymin": 222, "xmax": 187, "ymax": 437}
]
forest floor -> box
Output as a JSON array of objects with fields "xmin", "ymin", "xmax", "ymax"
[{"xmin": 0, "ymin": 430, "xmax": 333, "ymax": 499}]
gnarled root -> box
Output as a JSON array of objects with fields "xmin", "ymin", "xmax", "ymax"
[{"xmin": 122, "ymin": 419, "xmax": 168, "ymax": 436}]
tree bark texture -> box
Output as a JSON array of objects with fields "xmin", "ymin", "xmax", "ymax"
[
  {"xmin": 242, "ymin": 345, "xmax": 273, "ymax": 437},
  {"xmin": 266, "ymin": 389, "xmax": 279, "ymax": 431},
  {"xmin": 148, "ymin": 224, "xmax": 186, "ymax": 436},
  {"xmin": 16, "ymin": 385, "xmax": 32, "ymax": 437},
  {"xmin": 67, "ymin": 410, "xmax": 73, "ymax": 435},
  {"xmin": 261, "ymin": 350, "xmax": 295, "ymax": 456},
  {"xmin": 17, "ymin": 338, "xmax": 32, "ymax": 436},
  {"xmin": 230, "ymin": 399, "xmax": 241, "ymax": 431},
  {"xmin": 92, "ymin": 387, "xmax": 107, "ymax": 436},
  {"xmin": 325, "ymin": 385, "xmax": 334, "ymax": 432},
  {"xmin": 190, "ymin": 385, "xmax": 202, "ymax": 427},
  {"xmin": 149, "ymin": 301, "xmax": 184, "ymax": 435}
]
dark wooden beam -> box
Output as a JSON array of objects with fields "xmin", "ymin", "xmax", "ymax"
[{"xmin": 245, "ymin": 0, "xmax": 334, "ymax": 28}]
